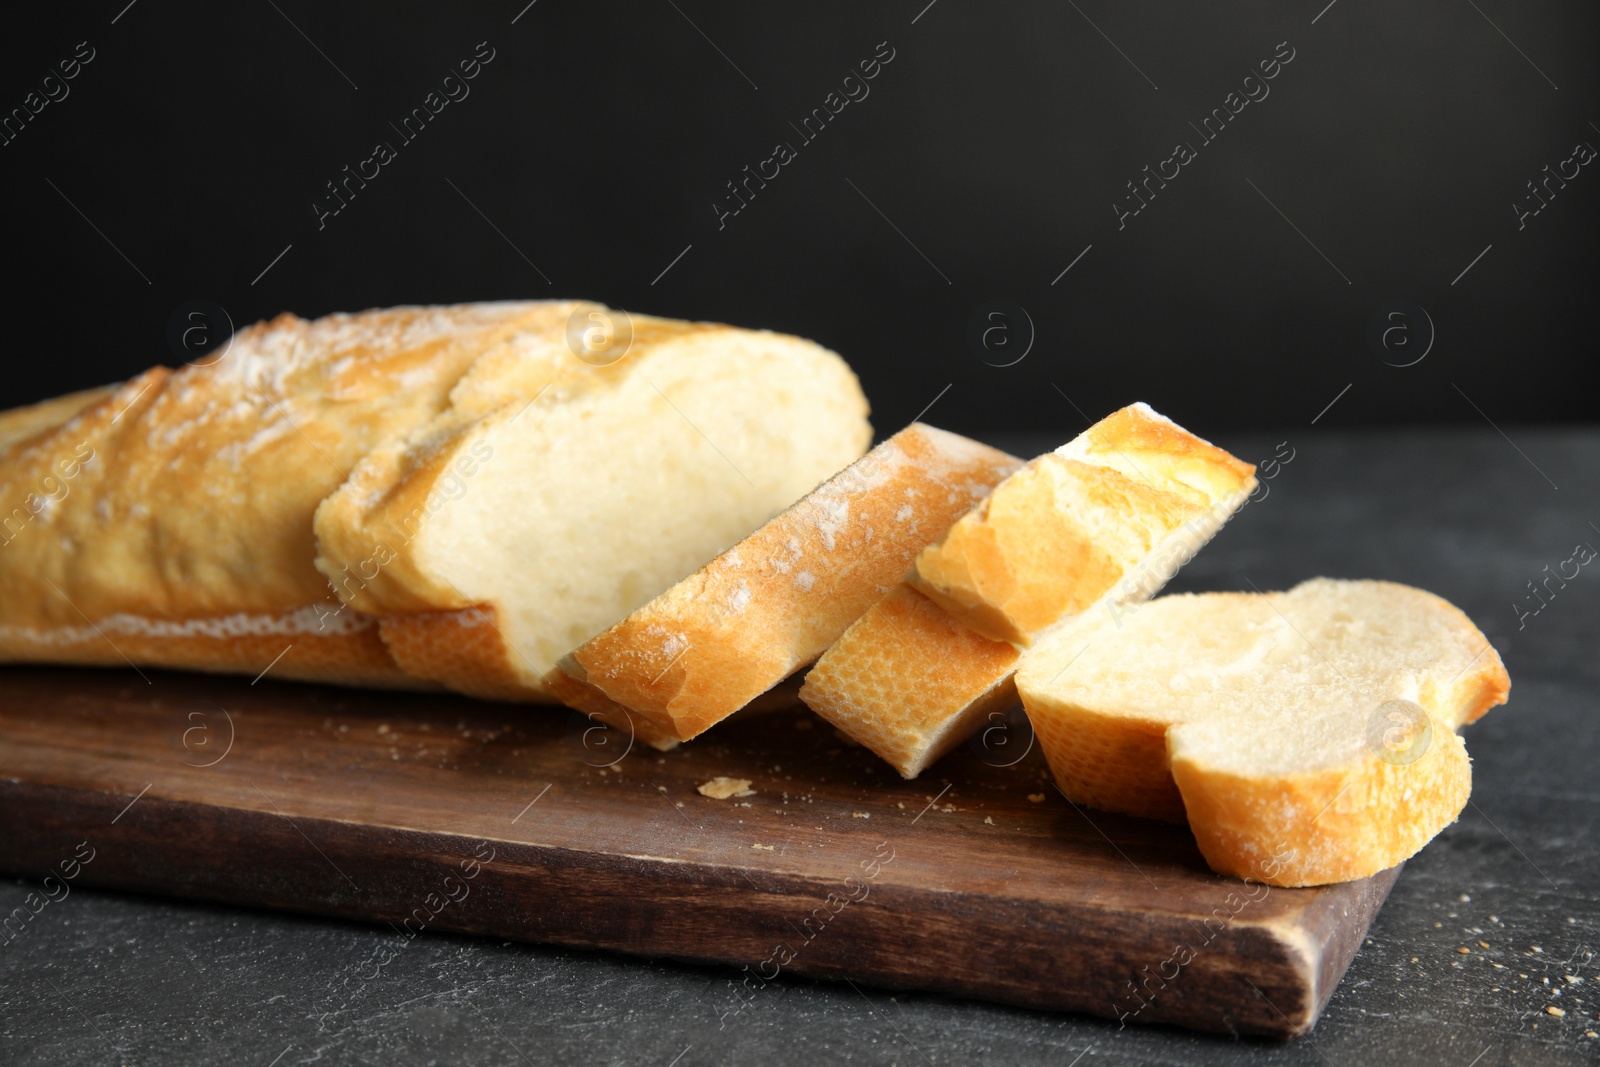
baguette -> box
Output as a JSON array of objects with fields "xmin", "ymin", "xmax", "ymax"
[
  {"xmin": 546, "ymin": 424, "xmax": 1022, "ymax": 745},
  {"xmin": 800, "ymin": 403, "xmax": 1256, "ymax": 777},
  {"xmin": 0, "ymin": 302, "xmax": 871, "ymax": 694},
  {"xmin": 1015, "ymin": 579, "xmax": 1510, "ymax": 886}
]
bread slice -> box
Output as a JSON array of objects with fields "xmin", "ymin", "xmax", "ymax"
[
  {"xmin": 0, "ymin": 302, "xmax": 871, "ymax": 694},
  {"xmin": 545, "ymin": 424, "xmax": 1022, "ymax": 744},
  {"xmin": 800, "ymin": 403, "xmax": 1256, "ymax": 778},
  {"xmin": 1015, "ymin": 579, "xmax": 1511, "ymax": 886}
]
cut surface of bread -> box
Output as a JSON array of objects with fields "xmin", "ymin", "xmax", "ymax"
[
  {"xmin": 1015, "ymin": 578, "xmax": 1510, "ymax": 886},
  {"xmin": 800, "ymin": 403, "xmax": 1256, "ymax": 778},
  {"xmin": 0, "ymin": 302, "xmax": 871, "ymax": 696},
  {"xmin": 546, "ymin": 424, "xmax": 1022, "ymax": 741},
  {"xmin": 321, "ymin": 311, "xmax": 871, "ymax": 701}
]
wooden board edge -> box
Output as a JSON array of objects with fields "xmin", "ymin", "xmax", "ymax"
[{"xmin": 0, "ymin": 779, "xmax": 1379, "ymax": 1039}]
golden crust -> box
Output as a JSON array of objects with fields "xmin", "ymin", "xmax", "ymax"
[
  {"xmin": 912, "ymin": 404, "xmax": 1257, "ymax": 645},
  {"xmin": 0, "ymin": 606, "xmax": 413, "ymax": 688},
  {"xmin": 1025, "ymin": 697, "xmax": 1189, "ymax": 823},
  {"xmin": 542, "ymin": 664, "xmax": 683, "ymax": 750},
  {"xmin": 1172, "ymin": 730, "xmax": 1473, "ymax": 887},
  {"xmin": 0, "ymin": 384, "xmax": 116, "ymax": 455},
  {"xmin": 549, "ymin": 425, "xmax": 1022, "ymax": 742},
  {"xmin": 799, "ymin": 585, "xmax": 1020, "ymax": 778},
  {"xmin": 0, "ymin": 303, "xmax": 561, "ymax": 683},
  {"xmin": 379, "ymin": 604, "xmax": 556, "ymax": 702}
]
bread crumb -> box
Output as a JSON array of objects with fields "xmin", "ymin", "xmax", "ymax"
[
  {"xmin": 1028, "ymin": 793, "xmax": 1045, "ymax": 803},
  {"xmin": 984, "ymin": 816, "xmax": 994, "ymax": 825},
  {"xmin": 1547, "ymin": 1006, "xmax": 1565, "ymax": 1017},
  {"xmin": 697, "ymin": 776, "xmax": 754, "ymax": 799},
  {"xmin": 377, "ymin": 724, "xmax": 390, "ymax": 734},
  {"xmin": 852, "ymin": 812, "xmax": 870, "ymax": 819},
  {"xmin": 1458, "ymin": 947, "xmax": 1470, "ymax": 954},
  {"xmin": 1565, "ymin": 975, "xmax": 1582, "ymax": 984},
  {"xmin": 1458, "ymin": 893, "xmax": 1471, "ymax": 903},
  {"xmin": 1479, "ymin": 941, "xmax": 1490, "ymax": 948},
  {"xmin": 751, "ymin": 843, "xmax": 774, "ymax": 851}
]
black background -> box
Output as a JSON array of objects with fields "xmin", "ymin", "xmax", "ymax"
[{"xmin": 2, "ymin": 1, "xmax": 1595, "ymax": 437}]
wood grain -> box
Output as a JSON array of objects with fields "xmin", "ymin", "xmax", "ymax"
[{"xmin": 0, "ymin": 666, "xmax": 1397, "ymax": 1038}]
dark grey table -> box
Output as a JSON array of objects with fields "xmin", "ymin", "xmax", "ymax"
[{"xmin": 3, "ymin": 427, "xmax": 1596, "ymax": 1066}]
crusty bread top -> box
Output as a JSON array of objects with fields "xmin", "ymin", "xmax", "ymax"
[
  {"xmin": 0, "ymin": 303, "xmax": 562, "ymax": 632},
  {"xmin": 911, "ymin": 403, "xmax": 1256, "ymax": 645},
  {"xmin": 0, "ymin": 385, "xmax": 116, "ymax": 456},
  {"xmin": 552, "ymin": 424, "xmax": 1021, "ymax": 740}
]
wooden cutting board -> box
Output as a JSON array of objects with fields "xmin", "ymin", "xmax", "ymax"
[{"xmin": 0, "ymin": 666, "xmax": 1396, "ymax": 1038}]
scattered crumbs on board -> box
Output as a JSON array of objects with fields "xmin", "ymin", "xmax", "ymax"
[{"xmin": 697, "ymin": 777, "xmax": 754, "ymax": 799}]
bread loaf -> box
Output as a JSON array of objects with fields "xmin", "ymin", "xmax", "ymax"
[
  {"xmin": 546, "ymin": 424, "xmax": 1021, "ymax": 745},
  {"xmin": 1016, "ymin": 579, "xmax": 1510, "ymax": 886},
  {"xmin": 0, "ymin": 302, "xmax": 871, "ymax": 693},
  {"xmin": 800, "ymin": 403, "xmax": 1256, "ymax": 777}
]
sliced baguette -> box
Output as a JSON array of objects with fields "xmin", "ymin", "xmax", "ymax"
[
  {"xmin": 0, "ymin": 302, "xmax": 871, "ymax": 695},
  {"xmin": 546, "ymin": 424, "xmax": 1022, "ymax": 744},
  {"xmin": 0, "ymin": 304, "xmax": 543, "ymax": 686},
  {"xmin": 1015, "ymin": 578, "xmax": 1511, "ymax": 886},
  {"xmin": 320, "ymin": 309, "xmax": 871, "ymax": 700},
  {"xmin": 800, "ymin": 403, "xmax": 1256, "ymax": 778}
]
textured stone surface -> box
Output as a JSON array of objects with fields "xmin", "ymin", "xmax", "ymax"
[{"xmin": 2, "ymin": 427, "xmax": 1596, "ymax": 1065}]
